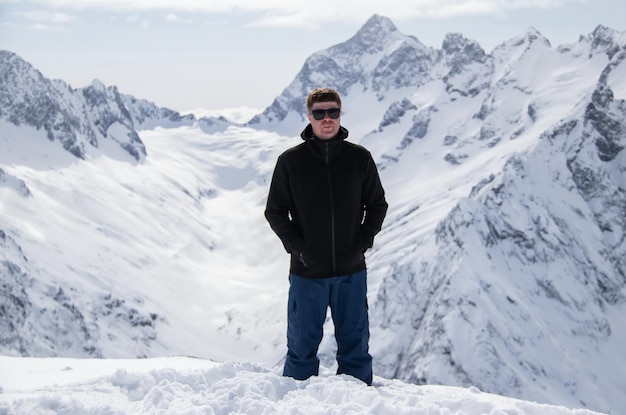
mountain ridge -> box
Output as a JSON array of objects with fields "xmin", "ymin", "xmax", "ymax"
[{"xmin": 0, "ymin": 50, "xmax": 232, "ymax": 163}]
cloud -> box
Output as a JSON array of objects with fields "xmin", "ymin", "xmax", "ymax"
[
  {"xmin": 165, "ymin": 13, "xmax": 192, "ymax": 24},
  {"xmin": 30, "ymin": 22, "xmax": 67, "ymax": 31},
  {"xmin": 16, "ymin": 10, "xmax": 75, "ymax": 23},
  {"xmin": 124, "ymin": 15, "xmax": 150, "ymax": 29},
  {"xmin": 7, "ymin": 0, "xmax": 582, "ymax": 27},
  {"xmin": 12, "ymin": 9, "xmax": 74, "ymax": 30}
]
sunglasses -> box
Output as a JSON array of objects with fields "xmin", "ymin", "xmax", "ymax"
[{"xmin": 310, "ymin": 108, "xmax": 341, "ymax": 120}]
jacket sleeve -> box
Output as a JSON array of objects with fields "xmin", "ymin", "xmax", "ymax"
[
  {"xmin": 264, "ymin": 155, "xmax": 305, "ymax": 255},
  {"xmin": 359, "ymin": 153, "xmax": 388, "ymax": 251}
]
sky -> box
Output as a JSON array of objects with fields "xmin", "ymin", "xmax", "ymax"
[{"xmin": 1, "ymin": 0, "xmax": 624, "ymax": 113}]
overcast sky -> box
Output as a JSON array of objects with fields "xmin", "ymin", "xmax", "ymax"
[{"xmin": 1, "ymin": 0, "xmax": 624, "ymax": 114}]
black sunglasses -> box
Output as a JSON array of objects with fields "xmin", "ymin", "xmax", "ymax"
[{"xmin": 310, "ymin": 108, "xmax": 341, "ymax": 120}]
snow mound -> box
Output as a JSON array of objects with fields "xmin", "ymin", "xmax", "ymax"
[{"xmin": 0, "ymin": 356, "xmax": 604, "ymax": 414}]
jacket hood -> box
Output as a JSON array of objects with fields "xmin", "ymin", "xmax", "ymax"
[{"xmin": 300, "ymin": 124, "xmax": 349, "ymax": 142}]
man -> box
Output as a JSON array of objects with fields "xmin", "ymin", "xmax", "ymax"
[{"xmin": 264, "ymin": 87, "xmax": 388, "ymax": 385}]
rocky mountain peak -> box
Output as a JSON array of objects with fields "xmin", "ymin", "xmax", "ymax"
[
  {"xmin": 246, "ymin": 14, "xmax": 431, "ymax": 132},
  {"xmin": 0, "ymin": 50, "xmax": 30, "ymax": 72},
  {"xmin": 524, "ymin": 26, "xmax": 551, "ymax": 46},
  {"xmin": 359, "ymin": 14, "xmax": 398, "ymax": 38},
  {"xmin": 589, "ymin": 24, "xmax": 625, "ymax": 58},
  {"xmin": 492, "ymin": 27, "xmax": 551, "ymax": 53},
  {"xmin": 347, "ymin": 14, "xmax": 399, "ymax": 53},
  {"xmin": 591, "ymin": 24, "xmax": 617, "ymax": 42},
  {"xmin": 0, "ymin": 50, "xmax": 45, "ymax": 102},
  {"xmin": 440, "ymin": 33, "xmax": 487, "ymax": 74},
  {"xmin": 88, "ymin": 78, "xmax": 107, "ymax": 93},
  {"xmin": 441, "ymin": 33, "xmax": 485, "ymax": 57}
]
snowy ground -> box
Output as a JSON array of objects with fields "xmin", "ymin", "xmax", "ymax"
[{"xmin": 0, "ymin": 356, "xmax": 606, "ymax": 415}]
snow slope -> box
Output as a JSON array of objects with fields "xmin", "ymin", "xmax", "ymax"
[{"xmin": 0, "ymin": 121, "xmax": 292, "ymax": 363}]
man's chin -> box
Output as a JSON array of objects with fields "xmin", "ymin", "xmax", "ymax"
[{"xmin": 321, "ymin": 129, "xmax": 338, "ymax": 138}]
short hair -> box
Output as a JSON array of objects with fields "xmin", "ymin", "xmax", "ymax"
[{"xmin": 306, "ymin": 87, "xmax": 342, "ymax": 113}]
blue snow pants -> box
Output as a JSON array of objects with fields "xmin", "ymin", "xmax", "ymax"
[{"xmin": 283, "ymin": 270, "xmax": 372, "ymax": 385}]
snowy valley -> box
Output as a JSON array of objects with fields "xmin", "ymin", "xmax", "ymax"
[{"xmin": 1, "ymin": 14, "xmax": 625, "ymax": 414}]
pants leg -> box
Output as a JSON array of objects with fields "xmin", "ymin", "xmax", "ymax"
[
  {"xmin": 330, "ymin": 269, "xmax": 373, "ymax": 385},
  {"xmin": 283, "ymin": 274, "xmax": 329, "ymax": 380}
]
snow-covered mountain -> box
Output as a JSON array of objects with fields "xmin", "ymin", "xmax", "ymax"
[
  {"xmin": 1, "ymin": 14, "xmax": 625, "ymax": 414},
  {"xmin": 247, "ymin": 14, "xmax": 436, "ymax": 136},
  {"xmin": 0, "ymin": 49, "xmax": 234, "ymax": 358},
  {"xmin": 0, "ymin": 50, "xmax": 231, "ymax": 163},
  {"xmin": 248, "ymin": 19, "xmax": 626, "ymax": 411}
]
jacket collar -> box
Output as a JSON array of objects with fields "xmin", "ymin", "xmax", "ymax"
[
  {"xmin": 300, "ymin": 124, "xmax": 349, "ymax": 142},
  {"xmin": 300, "ymin": 124, "xmax": 350, "ymax": 163}
]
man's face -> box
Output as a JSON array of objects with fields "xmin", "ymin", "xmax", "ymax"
[{"xmin": 307, "ymin": 101, "xmax": 341, "ymax": 140}]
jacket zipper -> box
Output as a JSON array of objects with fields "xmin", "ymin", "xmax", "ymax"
[{"xmin": 325, "ymin": 142, "xmax": 337, "ymax": 275}]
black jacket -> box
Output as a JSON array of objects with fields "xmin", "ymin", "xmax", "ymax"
[{"xmin": 265, "ymin": 124, "xmax": 388, "ymax": 278}]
